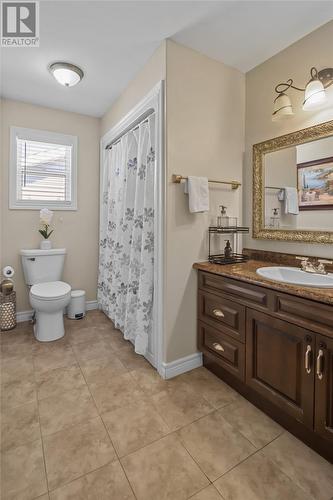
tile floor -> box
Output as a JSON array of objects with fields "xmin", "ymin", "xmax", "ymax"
[{"xmin": 1, "ymin": 310, "xmax": 333, "ymax": 500}]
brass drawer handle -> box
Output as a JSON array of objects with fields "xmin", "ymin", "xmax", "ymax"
[
  {"xmin": 305, "ymin": 345, "xmax": 312, "ymax": 374},
  {"xmin": 212, "ymin": 308, "xmax": 225, "ymax": 318},
  {"xmin": 212, "ymin": 342, "xmax": 224, "ymax": 352},
  {"xmin": 316, "ymin": 349, "xmax": 324, "ymax": 380}
]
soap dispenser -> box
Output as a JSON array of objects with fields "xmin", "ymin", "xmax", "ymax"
[
  {"xmin": 270, "ymin": 208, "xmax": 280, "ymax": 229},
  {"xmin": 217, "ymin": 205, "xmax": 227, "ymax": 227},
  {"xmin": 224, "ymin": 240, "xmax": 232, "ymax": 259}
]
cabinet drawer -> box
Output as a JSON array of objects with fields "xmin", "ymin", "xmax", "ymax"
[
  {"xmin": 198, "ymin": 321, "xmax": 245, "ymax": 381},
  {"xmin": 198, "ymin": 290, "xmax": 245, "ymax": 342},
  {"xmin": 199, "ymin": 271, "xmax": 271, "ymax": 311},
  {"xmin": 274, "ymin": 293, "xmax": 333, "ymax": 338}
]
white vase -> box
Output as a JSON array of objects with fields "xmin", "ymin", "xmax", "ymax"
[{"xmin": 40, "ymin": 240, "xmax": 52, "ymax": 250}]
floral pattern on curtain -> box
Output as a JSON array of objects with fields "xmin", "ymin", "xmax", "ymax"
[{"xmin": 98, "ymin": 114, "xmax": 155, "ymax": 355}]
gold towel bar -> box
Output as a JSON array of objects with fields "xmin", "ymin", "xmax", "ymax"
[{"xmin": 172, "ymin": 174, "xmax": 241, "ymax": 190}]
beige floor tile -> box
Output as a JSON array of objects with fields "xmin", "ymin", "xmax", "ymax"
[
  {"xmin": 214, "ymin": 450, "xmax": 314, "ymax": 500},
  {"xmin": 39, "ymin": 386, "xmax": 98, "ymax": 435},
  {"xmin": 177, "ymin": 411, "xmax": 255, "ymax": 481},
  {"xmin": 44, "ymin": 416, "xmax": 116, "ymax": 491},
  {"xmin": 80, "ymin": 354, "xmax": 127, "ymax": 389},
  {"xmin": 102, "ymin": 328, "xmax": 131, "ymax": 351},
  {"xmin": 102, "ymin": 398, "xmax": 170, "ymax": 457},
  {"xmin": 179, "ymin": 367, "xmax": 240, "ymax": 409},
  {"xmin": 90, "ymin": 372, "xmax": 144, "ymax": 413},
  {"xmin": 121, "ymin": 433, "xmax": 209, "ymax": 500},
  {"xmin": 33, "ymin": 344, "xmax": 76, "ymax": 375},
  {"xmin": 65, "ymin": 313, "xmax": 112, "ymax": 332},
  {"xmin": 263, "ymin": 432, "xmax": 333, "ymax": 500},
  {"xmin": 72, "ymin": 338, "xmax": 115, "ymax": 363},
  {"xmin": 1, "ymin": 439, "xmax": 47, "ymax": 500},
  {"xmin": 1, "ymin": 327, "xmax": 33, "ymax": 346},
  {"xmin": 130, "ymin": 365, "xmax": 169, "ymax": 395},
  {"xmin": 116, "ymin": 343, "xmax": 151, "ymax": 371},
  {"xmin": 79, "ymin": 310, "xmax": 112, "ymax": 327},
  {"xmin": 67, "ymin": 325, "xmax": 110, "ymax": 345},
  {"xmin": 1, "ymin": 355, "xmax": 34, "ymax": 384},
  {"xmin": 218, "ymin": 398, "xmax": 283, "ymax": 448},
  {"xmin": 32, "ymin": 336, "xmax": 70, "ymax": 355},
  {"xmin": 49, "ymin": 461, "xmax": 134, "ymax": 500},
  {"xmin": 1, "ymin": 375, "xmax": 36, "ymax": 408},
  {"xmin": 152, "ymin": 382, "xmax": 214, "ymax": 431},
  {"xmin": 36, "ymin": 364, "xmax": 86, "ymax": 400},
  {"xmin": 189, "ymin": 485, "xmax": 223, "ymax": 500},
  {"xmin": 1, "ymin": 342, "xmax": 33, "ymax": 360},
  {"xmin": 1, "ymin": 401, "xmax": 40, "ymax": 451}
]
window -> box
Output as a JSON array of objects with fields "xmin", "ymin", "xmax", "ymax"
[{"xmin": 10, "ymin": 127, "xmax": 77, "ymax": 210}]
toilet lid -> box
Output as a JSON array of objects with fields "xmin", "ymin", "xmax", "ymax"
[{"xmin": 30, "ymin": 281, "xmax": 71, "ymax": 300}]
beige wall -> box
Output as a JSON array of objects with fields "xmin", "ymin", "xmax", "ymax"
[
  {"xmin": 1, "ymin": 99, "xmax": 100, "ymax": 311},
  {"xmin": 101, "ymin": 42, "xmax": 166, "ymax": 135},
  {"xmin": 244, "ymin": 20, "xmax": 333, "ymax": 257},
  {"xmin": 100, "ymin": 40, "xmax": 245, "ymax": 363},
  {"xmin": 165, "ymin": 40, "xmax": 245, "ymax": 362}
]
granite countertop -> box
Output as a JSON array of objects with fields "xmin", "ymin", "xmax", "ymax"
[{"xmin": 193, "ymin": 260, "xmax": 333, "ymax": 305}]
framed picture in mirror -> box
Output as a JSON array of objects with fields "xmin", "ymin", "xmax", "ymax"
[{"xmin": 297, "ymin": 157, "xmax": 333, "ymax": 211}]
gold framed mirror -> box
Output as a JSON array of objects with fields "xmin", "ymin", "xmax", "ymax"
[{"xmin": 253, "ymin": 119, "xmax": 333, "ymax": 243}]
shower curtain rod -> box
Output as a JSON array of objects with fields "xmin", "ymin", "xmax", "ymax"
[{"xmin": 105, "ymin": 109, "xmax": 155, "ymax": 150}]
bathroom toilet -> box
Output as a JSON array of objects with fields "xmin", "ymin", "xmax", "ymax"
[{"xmin": 20, "ymin": 248, "xmax": 71, "ymax": 342}]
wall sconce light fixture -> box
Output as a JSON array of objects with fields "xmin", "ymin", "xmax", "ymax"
[{"xmin": 272, "ymin": 67, "xmax": 333, "ymax": 121}]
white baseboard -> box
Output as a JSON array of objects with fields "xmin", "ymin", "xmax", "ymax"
[
  {"xmin": 159, "ymin": 352, "xmax": 203, "ymax": 380},
  {"xmin": 85, "ymin": 300, "xmax": 99, "ymax": 311},
  {"xmin": 16, "ymin": 300, "xmax": 99, "ymax": 323}
]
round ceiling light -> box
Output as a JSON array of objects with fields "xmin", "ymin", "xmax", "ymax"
[{"xmin": 48, "ymin": 62, "xmax": 84, "ymax": 87}]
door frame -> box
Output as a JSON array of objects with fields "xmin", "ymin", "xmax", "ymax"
[{"xmin": 99, "ymin": 81, "xmax": 165, "ymax": 376}]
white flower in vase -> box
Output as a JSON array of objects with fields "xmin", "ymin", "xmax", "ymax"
[{"xmin": 39, "ymin": 208, "xmax": 54, "ymax": 250}]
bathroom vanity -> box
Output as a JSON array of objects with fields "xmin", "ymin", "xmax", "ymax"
[{"xmin": 194, "ymin": 254, "xmax": 333, "ymax": 462}]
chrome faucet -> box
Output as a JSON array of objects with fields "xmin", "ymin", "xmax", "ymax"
[{"xmin": 296, "ymin": 256, "xmax": 333, "ymax": 275}]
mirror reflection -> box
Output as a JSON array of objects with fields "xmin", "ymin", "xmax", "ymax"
[{"xmin": 264, "ymin": 136, "xmax": 333, "ymax": 231}]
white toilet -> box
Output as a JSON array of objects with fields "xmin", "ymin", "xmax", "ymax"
[{"xmin": 20, "ymin": 248, "xmax": 71, "ymax": 342}]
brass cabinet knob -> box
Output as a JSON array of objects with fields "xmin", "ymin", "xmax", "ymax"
[
  {"xmin": 212, "ymin": 308, "xmax": 225, "ymax": 318},
  {"xmin": 212, "ymin": 342, "xmax": 224, "ymax": 352}
]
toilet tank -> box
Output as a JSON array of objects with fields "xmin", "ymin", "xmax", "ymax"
[{"xmin": 20, "ymin": 248, "xmax": 67, "ymax": 285}]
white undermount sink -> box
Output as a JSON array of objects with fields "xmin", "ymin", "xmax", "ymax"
[{"xmin": 256, "ymin": 266, "xmax": 333, "ymax": 288}]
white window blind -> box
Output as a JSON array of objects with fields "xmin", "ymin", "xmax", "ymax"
[
  {"xmin": 10, "ymin": 127, "xmax": 77, "ymax": 210},
  {"xmin": 16, "ymin": 139, "xmax": 72, "ymax": 202}
]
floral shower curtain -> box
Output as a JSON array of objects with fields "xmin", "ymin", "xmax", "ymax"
[{"xmin": 98, "ymin": 114, "xmax": 155, "ymax": 355}]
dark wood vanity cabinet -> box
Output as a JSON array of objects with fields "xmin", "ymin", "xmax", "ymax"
[
  {"xmin": 246, "ymin": 309, "xmax": 315, "ymax": 428},
  {"xmin": 197, "ymin": 270, "xmax": 333, "ymax": 461}
]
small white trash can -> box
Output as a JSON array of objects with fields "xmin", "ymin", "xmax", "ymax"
[{"xmin": 67, "ymin": 290, "xmax": 86, "ymax": 320}]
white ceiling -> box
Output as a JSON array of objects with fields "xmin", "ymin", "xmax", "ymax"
[{"xmin": 1, "ymin": 1, "xmax": 332, "ymax": 117}]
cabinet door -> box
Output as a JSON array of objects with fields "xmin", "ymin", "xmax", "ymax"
[
  {"xmin": 314, "ymin": 335, "xmax": 333, "ymax": 443},
  {"xmin": 246, "ymin": 309, "xmax": 315, "ymax": 428}
]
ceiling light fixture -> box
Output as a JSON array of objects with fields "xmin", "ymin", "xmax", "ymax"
[
  {"xmin": 48, "ymin": 62, "xmax": 84, "ymax": 87},
  {"xmin": 272, "ymin": 67, "xmax": 333, "ymax": 121}
]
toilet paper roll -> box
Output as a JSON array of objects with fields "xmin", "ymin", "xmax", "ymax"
[{"xmin": 3, "ymin": 266, "xmax": 15, "ymax": 278}]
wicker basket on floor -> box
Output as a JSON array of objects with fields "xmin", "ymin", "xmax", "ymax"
[{"xmin": 0, "ymin": 291, "xmax": 17, "ymax": 331}]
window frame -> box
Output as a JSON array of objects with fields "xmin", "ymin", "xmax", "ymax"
[{"xmin": 9, "ymin": 126, "xmax": 78, "ymax": 210}]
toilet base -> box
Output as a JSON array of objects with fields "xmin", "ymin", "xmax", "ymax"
[{"xmin": 34, "ymin": 310, "xmax": 65, "ymax": 342}]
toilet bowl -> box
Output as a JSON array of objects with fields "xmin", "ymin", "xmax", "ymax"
[{"xmin": 30, "ymin": 281, "xmax": 71, "ymax": 342}]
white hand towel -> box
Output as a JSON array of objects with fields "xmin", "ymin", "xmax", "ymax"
[
  {"xmin": 284, "ymin": 187, "xmax": 299, "ymax": 215},
  {"xmin": 186, "ymin": 176, "xmax": 209, "ymax": 213}
]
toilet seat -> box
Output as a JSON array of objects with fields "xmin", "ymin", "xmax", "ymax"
[{"xmin": 30, "ymin": 281, "xmax": 71, "ymax": 301}]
